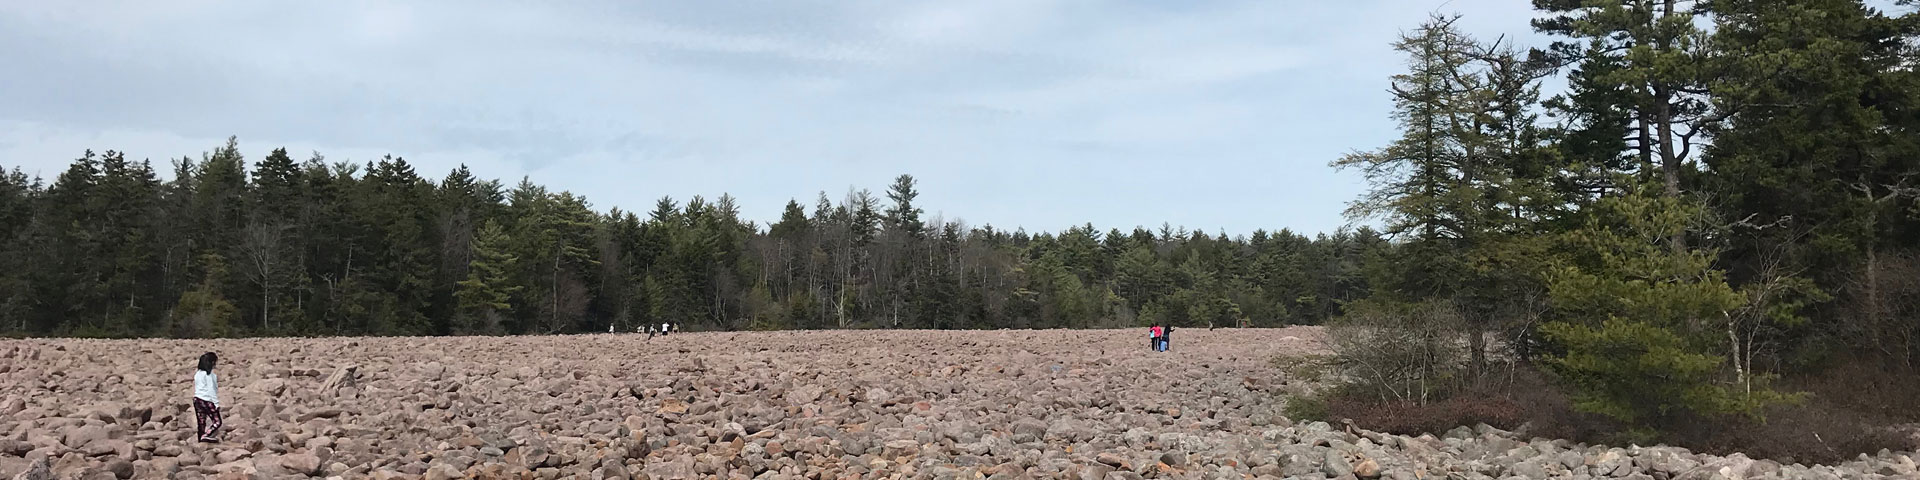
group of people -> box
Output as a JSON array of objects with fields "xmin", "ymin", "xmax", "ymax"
[
  {"xmin": 1148, "ymin": 323, "xmax": 1174, "ymax": 352},
  {"xmin": 608, "ymin": 322, "xmax": 677, "ymax": 338},
  {"xmin": 642, "ymin": 322, "xmax": 674, "ymax": 339}
]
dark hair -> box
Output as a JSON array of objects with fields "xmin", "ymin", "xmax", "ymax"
[{"xmin": 197, "ymin": 352, "xmax": 217, "ymax": 373}]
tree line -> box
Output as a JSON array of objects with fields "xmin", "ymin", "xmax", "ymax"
[
  {"xmin": 0, "ymin": 144, "xmax": 1385, "ymax": 337},
  {"xmin": 1316, "ymin": 0, "xmax": 1920, "ymax": 439}
]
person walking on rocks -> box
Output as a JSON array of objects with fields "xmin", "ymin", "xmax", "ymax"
[{"xmin": 191, "ymin": 352, "xmax": 223, "ymax": 443}]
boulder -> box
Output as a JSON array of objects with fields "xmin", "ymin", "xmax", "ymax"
[
  {"xmin": 785, "ymin": 385, "xmax": 824, "ymax": 405},
  {"xmin": 656, "ymin": 398, "xmax": 688, "ymax": 415},
  {"xmin": 277, "ymin": 453, "xmax": 321, "ymax": 476},
  {"xmin": 1352, "ymin": 457, "xmax": 1380, "ymax": 478},
  {"xmin": 0, "ymin": 440, "xmax": 33, "ymax": 456},
  {"xmin": 61, "ymin": 426, "xmax": 108, "ymax": 449},
  {"xmin": 12, "ymin": 457, "xmax": 50, "ymax": 480},
  {"xmin": 252, "ymin": 379, "xmax": 288, "ymax": 398},
  {"xmin": 423, "ymin": 464, "xmax": 462, "ymax": 480},
  {"xmin": 1322, "ymin": 449, "xmax": 1352, "ymax": 478},
  {"xmin": 99, "ymin": 459, "xmax": 133, "ymax": 479}
]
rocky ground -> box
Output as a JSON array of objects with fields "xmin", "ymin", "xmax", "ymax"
[{"xmin": 1, "ymin": 327, "xmax": 1915, "ymax": 480}]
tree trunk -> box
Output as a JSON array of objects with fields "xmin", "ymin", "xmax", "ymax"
[
  {"xmin": 551, "ymin": 253, "xmax": 560, "ymax": 333},
  {"xmin": 1727, "ymin": 311, "xmax": 1747, "ymax": 396},
  {"xmin": 1469, "ymin": 328, "xmax": 1487, "ymax": 381}
]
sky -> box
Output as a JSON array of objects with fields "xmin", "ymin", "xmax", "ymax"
[{"xmin": 0, "ymin": 1, "xmax": 1553, "ymax": 236}]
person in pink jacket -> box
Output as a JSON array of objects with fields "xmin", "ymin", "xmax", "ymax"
[{"xmin": 1149, "ymin": 324, "xmax": 1163, "ymax": 352}]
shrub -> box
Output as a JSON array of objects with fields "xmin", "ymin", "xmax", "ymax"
[
  {"xmin": 1325, "ymin": 299, "xmax": 1470, "ymax": 405},
  {"xmin": 1284, "ymin": 393, "xmax": 1330, "ymax": 423},
  {"xmin": 1270, "ymin": 353, "xmax": 1334, "ymax": 384}
]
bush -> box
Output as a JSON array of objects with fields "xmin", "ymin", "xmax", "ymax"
[
  {"xmin": 1284, "ymin": 393, "xmax": 1330, "ymax": 423},
  {"xmin": 1317, "ymin": 365, "xmax": 1619, "ymax": 440},
  {"xmin": 1270, "ymin": 353, "xmax": 1334, "ymax": 384},
  {"xmin": 1326, "ymin": 299, "xmax": 1471, "ymax": 405},
  {"xmin": 1661, "ymin": 363, "xmax": 1920, "ymax": 464},
  {"xmin": 1308, "ymin": 362, "xmax": 1916, "ymax": 464}
]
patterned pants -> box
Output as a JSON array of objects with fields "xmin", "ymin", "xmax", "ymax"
[{"xmin": 192, "ymin": 398, "xmax": 222, "ymax": 442}]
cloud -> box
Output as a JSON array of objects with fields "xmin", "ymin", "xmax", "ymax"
[{"xmin": 0, "ymin": 0, "xmax": 1556, "ymax": 235}]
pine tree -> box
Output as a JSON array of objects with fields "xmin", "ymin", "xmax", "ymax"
[
  {"xmin": 0, "ymin": 168, "xmax": 35, "ymax": 331},
  {"xmin": 1543, "ymin": 186, "xmax": 1798, "ymax": 432},
  {"xmin": 883, "ymin": 174, "xmax": 924, "ymax": 238},
  {"xmin": 1332, "ymin": 15, "xmax": 1480, "ymax": 300},
  {"xmin": 1705, "ymin": 0, "xmax": 1920, "ymax": 369},
  {"xmin": 1534, "ymin": 0, "xmax": 1714, "ymax": 251},
  {"xmin": 171, "ymin": 254, "xmax": 239, "ymax": 338},
  {"xmin": 354, "ymin": 155, "xmax": 437, "ymax": 335},
  {"xmin": 454, "ymin": 220, "xmax": 518, "ymax": 334}
]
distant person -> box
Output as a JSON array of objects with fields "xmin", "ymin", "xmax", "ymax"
[
  {"xmin": 646, "ymin": 323, "xmax": 657, "ymax": 340},
  {"xmin": 1149, "ymin": 324, "xmax": 1163, "ymax": 352},
  {"xmin": 192, "ymin": 352, "xmax": 223, "ymax": 443},
  {"xmin": 1152, "ymin": 322, "xmax": 1167, "ymax": 353}
]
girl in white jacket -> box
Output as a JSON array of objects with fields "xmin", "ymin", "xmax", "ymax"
[{"xmin": 192, "ymin": 352, "xmax": 222, "ymax": 443}]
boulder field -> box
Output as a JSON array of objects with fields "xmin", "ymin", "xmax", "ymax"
[{"xmin": 1, "ymin": 328, "xmax": 1914, "ymax": 479}]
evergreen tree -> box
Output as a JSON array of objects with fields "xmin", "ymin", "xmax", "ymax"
[
  {"xmin": 454, "ymin": 220, "xmax": 518, "ymax": 334},
  {"xmin": 1542, "ymin": 187, "xmax": 1797, "ymax": 433},
  {"xmin": 1534, "ymin": 0, "xmax": 1714, "ymax": 251},
  {"xmin": 171, "ymin": 254, "xmax": 239, "ymax": 338},
  {"xmin": 1706, "ymin": 0, "xmax": 1920, "ymax": 369}
]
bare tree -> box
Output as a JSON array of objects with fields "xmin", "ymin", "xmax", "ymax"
[{"xmin": 240, "ymin": 221, "xmax": 288, "ymax": 331}]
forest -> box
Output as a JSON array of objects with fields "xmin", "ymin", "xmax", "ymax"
[
  {"xmin": 1296, "ymin": 0, "xmax": 1920, "ymax": 455},
  {"xmin": 0, "ymin": 144, "xmax": 1382, "ymax": 337}
]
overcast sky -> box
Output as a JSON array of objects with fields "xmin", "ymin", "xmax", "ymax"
[{"xmin": 0, "ymin": 1, "xmax": 1551, "ymax": 236}]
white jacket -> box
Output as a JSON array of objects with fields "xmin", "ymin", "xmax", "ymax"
[{"xmin": 193, "ymin": 370, "xmax": 219, "ymax": 405}]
